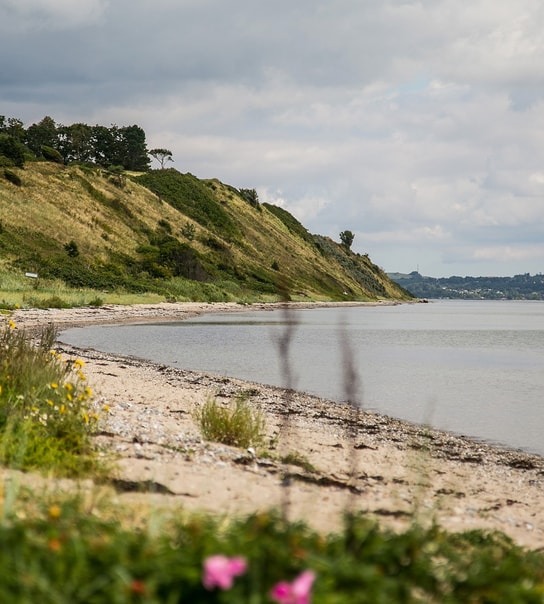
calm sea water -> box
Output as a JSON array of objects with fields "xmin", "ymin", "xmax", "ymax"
[{"xmin": 59, "ymin": 300, "xmax": 544, "ymax": 456}]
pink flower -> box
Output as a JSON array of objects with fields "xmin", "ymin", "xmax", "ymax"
[
  {"xmin": 202, "ymin": 555, "xmax": 247, "ymax": 590},
  {"xmin": 270, "ymin": 570, "xmax": 316, "ymax": 604}
]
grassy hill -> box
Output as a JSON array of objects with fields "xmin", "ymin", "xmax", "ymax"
[{"xmin": 0, "ymin": 162, "xmax": 411, "ymax": 306}]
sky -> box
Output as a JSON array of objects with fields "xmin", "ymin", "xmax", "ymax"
[{"xmin": 1, "ymin": 1, "xmax": 544, "ymax": 277}]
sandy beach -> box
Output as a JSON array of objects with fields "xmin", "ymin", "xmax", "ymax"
[{"xmin": 9, "ymin": 302, "xmax": 544, "ymax": 550}]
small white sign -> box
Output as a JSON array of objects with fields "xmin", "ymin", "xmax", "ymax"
[{"xmin": 25, "ymin": 272, "xmax": 38, "ymax": 279}]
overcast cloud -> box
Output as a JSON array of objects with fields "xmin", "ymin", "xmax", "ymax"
[{"xmin": 1, "ymin": 0, "xmax": 544, "ymax": 276}]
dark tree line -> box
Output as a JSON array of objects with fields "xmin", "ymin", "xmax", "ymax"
[{"xmin": 0, "ymin": 115, "xmax": 151, "ymax": 171}]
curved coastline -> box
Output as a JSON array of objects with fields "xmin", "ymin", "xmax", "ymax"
[{"xmin": 9, "ymin": 301, "xmax": 544, "ymax": 549}]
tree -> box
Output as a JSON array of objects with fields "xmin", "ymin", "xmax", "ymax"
[
  {"xmin": 148, "ymin": 148, "xmax": 173, "ymax": 169},
  {"xmin": 0, "ymin": 134, "xmax": 26, "ymax": 167},
  {"xmin": 119, "ymin": 125, "xmax": 150, "ymax": 171},
  {"xmin": 239, "ymin": 188, "xmax": 260, "ymax": 208},
  {"xmin": 339, "ymin": 230, "xmax": 355, "ymax": 250},
  {"xmin": 25, "ymin": 116, "xmax": 58, "ymax": 156},
  {"xmin": 57, "ymin": 122, "xmax": 93, "ymax": 164}
]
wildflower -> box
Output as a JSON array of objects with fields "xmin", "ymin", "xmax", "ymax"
[
  {"xmin": 8, "ymin": 320, "xmax": 16, "ymax": 330},
  {"xmin": 202, "ymin": 555, "xmax": 247, "ymax": 590},
  {"xmin": 83, "ymin": 412, "xmax": 89, "ymax": 424},
  {"xmin": 48, "ymin": 505, "xmax": 62, "ymax": 520},
  {"xmin": 270, "ymin": 570, "xmax": 316, "ymax": 604},
  {"xmin": 73, "ymin": 359, "xmax": 85, "ymax": 368},
  {"xmin": 50, "ymin": 382, "xmax": 58, "ymax": 389},
  {"xmin": 129, "ymin": 579, "xmax": 146, "ymax": 595},
  {"xmin": 102, "ymin": 404, "xmax": 111, "ymax": 413},
  {"xmin": 48, "ymin": 538, "xmax": 62, "ymax": 552}
]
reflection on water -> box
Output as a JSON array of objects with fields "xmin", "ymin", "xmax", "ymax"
[{"xmin": 59, "ymin": 300, "xmax": 544, "ymax": 456}]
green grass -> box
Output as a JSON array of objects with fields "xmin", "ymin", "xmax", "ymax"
[{"xmin": 194, "ymin": 395, "xmax": 267, "ymax": 449}]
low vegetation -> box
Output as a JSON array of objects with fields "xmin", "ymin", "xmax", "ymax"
[
  {"xmin": 0, "ymin": 321, "xmax": 544, "ymax": 601},
  {"xmin": 194, "ymin": 394, "xmax": 267, "ymax": 449},
  {"xmin": 0, "ymin": 322, "xmax": 106, "ymax": 477}
]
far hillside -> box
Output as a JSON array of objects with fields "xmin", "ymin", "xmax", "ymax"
[
  {"xmin": 389, "ymin": 271, "xmax": 544, "ymax": 300},
  {"xmin": 0, "ymin": 114, "xmax": 412, "ymax": 306}
]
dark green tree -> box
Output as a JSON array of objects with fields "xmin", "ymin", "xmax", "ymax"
[
  {"xmin": 339, "ymin": 230, "xmax": 355, "ymax": 250},
  {"xmin": 0, "ymin": 134, "xmax": 26, "ymax": 167},
  {"xmin": 0, "ymin": 117, "xmax": 25, "ymax": 142},
  {"xmin": 25, "ymin": 116, "xmax": 58, "ymax": 156},
  {"xmin": 239, "ymin": 188, "xmax": 260, "ymax": 208},
  {"xmin": 57, "ymin": 122, "xmax": 93, "ymax": 164},
  {"xmin": 119, "ymin": 124, "xmax": 150, "ymax": 171}
]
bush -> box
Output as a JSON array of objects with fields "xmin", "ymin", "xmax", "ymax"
[
  {"xmin": 64, "ymin": 240, "xmax": 79, "ymax": 258},
  {"xmin": 0, "ymin": 322, "xmax": 105, "ymax": 476},
  {"xmin": 41, "ymin": 145, "xmax": 64, "ymax": 164},
  {"xmin": 3, "ymin": 168, "xmax": 21, "ymax": 186},
  {"xmin": 194, "ymin": 394, "xmax": 266, "ymax": 449}
]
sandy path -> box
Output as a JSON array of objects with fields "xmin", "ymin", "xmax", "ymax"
[{"xmin": 9, "ymin": 302, "xmax": 544, "ymax": 550}]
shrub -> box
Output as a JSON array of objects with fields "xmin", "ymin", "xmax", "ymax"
[
  {"xmin": 181, "ymin": 221, "xmax": 196, "ymax": 240},
  {"xmin": 3, "ymin": 168, "xmax": 21, "ymax": 186},
  {"xmin": 0, "ymin": 322, "xmax": 104, "ymax": 476},
  {"xmin": 41, "ymin": 145, "xmax": 64, "ymax": 164},
  {"xmin": 194, "ymin": 394, "xmax": 266, "ymax": 449},
  {"xmin": 64, "ymin": 240, "xmax": 79, "ymax": 258}
]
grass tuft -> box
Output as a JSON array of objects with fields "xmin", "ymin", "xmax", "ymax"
[{"xmin": 194, "ymin": 394, "xmax": 266, "ymax": 449}]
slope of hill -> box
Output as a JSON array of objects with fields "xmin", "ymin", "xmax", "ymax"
[{"xmin": 0, "ymin": 162, "xmax": 411, "ymax": 302}]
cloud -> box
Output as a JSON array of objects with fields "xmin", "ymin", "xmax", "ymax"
[
  {"xmin": 2, "ymin": 0, "xmax": 544, "ymax": 276},
  {"xmin": 0, "ymin": 0, "xmax": 108, "ymax": 31}
]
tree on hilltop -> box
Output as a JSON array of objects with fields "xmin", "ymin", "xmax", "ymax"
[
  {"xmin": 340, "ymin": 230, "xmax": 355, "ymax": 250},
  {"xmin": 149, "ymin": 148, "xmax": 174, "ymax": 169}
]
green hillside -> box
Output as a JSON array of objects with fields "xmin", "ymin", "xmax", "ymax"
[{"xmin": 0, "ymin": 161, "xmax": 411, "ymax": 305}]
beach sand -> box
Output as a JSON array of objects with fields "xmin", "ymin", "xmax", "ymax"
[{"xmin": 8, "ymin": 302, "xmax": 544, "ymax": 550}]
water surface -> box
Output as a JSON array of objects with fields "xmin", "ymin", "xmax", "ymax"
[{"xmin": 60, "ymin": 300, "xmax": 544, "ymax": 455}]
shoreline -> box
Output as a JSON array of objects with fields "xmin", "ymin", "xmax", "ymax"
[{"xmin": 9, "ymin": 301, "xmax": 544, "ymax": 549}]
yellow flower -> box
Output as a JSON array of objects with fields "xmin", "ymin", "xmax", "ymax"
[
  {"xmin": 59, "ymin": 404, "xmax": 66, "ymax": 414},
  {"xmin": 85, "ymin": 387, "xmax": 93, "ymax": 397},
  {"xmin": 50, "ymin": 382, "xmax": 58, "ymax": 389},
  {"xmin": 47, "ymin": 400, "xmax": 54, "ymax": 407},
  {"xmin": 73, "ymin": 359, "xmax": 85, "ymax": 368},
  {"xmin": 48, "ymin": 505, "xmax": 62, "ymax": 519},
  {"xmin": 64, "ymin": 383, "xmax": 73, "ymax": 392},
  {"xmin": 66, "ymin": 393, "xmax": 73, "ymax": 402},
  {"xmin": 8, "ymin": 320, "xmax": 16, "ymax": 330},
  {"xmin": 102, "ymin": 404, "xmax": 110, "ymax": 413},
  {"xmin": 83, "ymin": 412, "xmax": 89, "ymax": 424}
]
